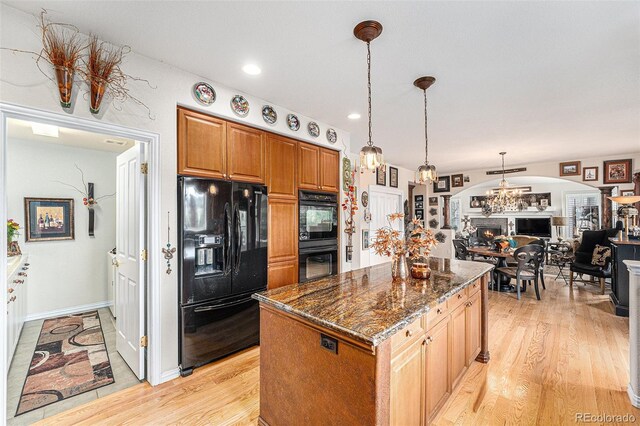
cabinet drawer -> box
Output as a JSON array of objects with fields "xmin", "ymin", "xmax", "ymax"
[
  {"xmin": 448, "ymin": 289, "xmax": 468, "ymax": 311},
  {"xmin": 391, "ymin": 316, "xmax": 424, "ymax": 354},
  {"xmin": 468, "ymin": 279, "xmax": 481, "ymax": 296},
  {"xmin": 426, "ymin": 301, "xmax": 449, "ymax": 330}
]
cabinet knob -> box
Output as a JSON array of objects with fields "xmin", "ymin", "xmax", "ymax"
[
  {"xmin": 426, "ymin": 336, "xmax": 433, "ymax": 343},
  {"xmin": 437, "ymin": 308, "xmax": 442, "ymax": 314},
  {"xmin": 458, "ymin": 293, "xmax": 463, "ymax": 299},
  {"xmin": 406, "ymin": 330, "xmax": 413, "ymax": 337},
  {"xmin": 422, "ymin": 338, "xmax": 428, "ymax": 346}
]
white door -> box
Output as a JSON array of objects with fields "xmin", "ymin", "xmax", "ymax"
[
  {"xmin": 369, "ymin": 187, "xmax": 404, "ymax": 266},
  {"xmin": 115, "ymin": 144, "xmax": 146, "ymax": 379}
]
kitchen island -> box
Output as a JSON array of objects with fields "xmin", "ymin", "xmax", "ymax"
[{"xmin": 253, "ymin": 257, "xmax": 493, "ymax": 426}]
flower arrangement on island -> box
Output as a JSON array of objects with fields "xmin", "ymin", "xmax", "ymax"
[{"xmin": 371, "ymin": 213, "xmax": 438, "ymax": 280}]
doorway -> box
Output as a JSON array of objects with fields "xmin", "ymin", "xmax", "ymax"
[
  {"xmin": 0, "ymin": 103, "xmax": 161, "ymax": 424},
  {"xmin": 368, "ymin": 186, "xmax": 404, "ymax": 266}
]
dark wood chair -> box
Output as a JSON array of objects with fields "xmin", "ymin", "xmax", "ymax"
[
  {"xmin": 453, "ymin": 240, "xmax": 471, "ymax": 261},
  {"xmin": 496, "ymin": 244, "xmax": 545, "ymax": 300},
  {"xmin": 569, "ymin": 229, "xmax": 618, "ymax": 294}
]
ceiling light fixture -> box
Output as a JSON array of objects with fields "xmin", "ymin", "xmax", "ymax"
[
  {"xmin": 31, "ymin": 122, "xmax": 59, "ymax": 138},
  {"xmin": 242, "ymin": 64, "xmax": 261, "ymax": 75},
  {"xmin": 484, "ymin": 152, "xmax": 524, "ymax": 215},
  {"xmin": 354, "ymin": 20, "xmax": 385, "ymax": 172},
  {"xmin": 414, "ymin": 76, "xmax": 438, "ymax": 184},
  {"xmin": 347, "ymin": 113, "xmax": 361, "ymax": 120}
]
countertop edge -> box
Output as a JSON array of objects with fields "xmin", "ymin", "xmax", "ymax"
[{"xmin": 253, "ymin": 264, "xmax": 492, "ymax": 347}]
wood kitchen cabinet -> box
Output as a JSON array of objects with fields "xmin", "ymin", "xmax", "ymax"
[
  {"xmin": 267, "ymin": 261, "xmax": 298, "ymax": 290},
  {"xmin": 425, "ymin": 317, "xmax": 451, "ymax": 422},
  {"xmin": 390, "ymin": 337, "xmax": 426, "ymax": 425},
  {"xmin": 466, "ymin": 289, "xmax": 482, "ymax": 365},
  {"xmin": 298, "ymin": 142, "xmax": 339, "ymax": 193},
  {"xmin": 177, "ymin": 108, "xmax": 227, "ymax": 178},
  {"xmin": 267, "ymin": 135, "xmax": 297, "ymax": 198},
  {"xmin": 319, "ymin": 148, "xmax": 340, "ymax": 192},
  {"xmin": 267, "ymin": 198, "xmax": 298, "ymax": 264},
  {"xmin": 227, "ymin": 122, "xmax": 266, "ymax": 183},
  {"xmin": 450, "ymin": 303, "xmax": 468, "ymax": 389}
]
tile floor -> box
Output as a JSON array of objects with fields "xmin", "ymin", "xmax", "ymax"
[{"xmin": 6, "ymin": 308, "xmax": 141, "ymax": 425}]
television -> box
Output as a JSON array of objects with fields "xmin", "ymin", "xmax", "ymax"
[{"xmin": 515, "ymin": 218, "xmax": 551, "ymax": 238}]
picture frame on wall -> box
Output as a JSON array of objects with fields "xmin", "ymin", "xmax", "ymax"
[
  {"xmin": 559, "ymin": 161, "xmax": 581, "ymax": 176},
  {"xmin": 428, "ymin": 196, "xmax": 438, "ymax": 206},
  {"xmin": 582, "ymin": 166, "xmax": 598, "ymax": 182},
  {"xmin": 362, "ymin": 229, "xmax": 370, "ymax": 249},
  {"xmin": 603, "ymin": 159, "xmax": 633, "ymax": 184},
  {"xmin": 389, "ymin": 166, "xmax": 399, "ymax": 188},
  {"xmin": 433, "ymin": 176, "xmax": 450, "ymax": 193},
  {"xmin": 415, "ymin": 209, "xmax": 424, "ymax": 220},
  {"xmin": 415, "ymin": 201, "xmax": 424, "ymax": 209},
  {"xmin": 414, "ymin": 195, "xmax": 423, "ymax": 203},
  {"xmin": 24, "ymin": 197, "xmax": 75, "ymax": 242},
  {"xmin": 376, "ymin": 166, "xmax": 386, "ymax": 186},
  {"xmin": 451, "ymin": 174, "xmax": 464, "ymax": 188},
  {"xmin": 622, "ymin": 190, "xmax": 635, "ymax": 197}
]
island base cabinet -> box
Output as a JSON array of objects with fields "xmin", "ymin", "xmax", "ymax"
[
  {"xmin": 390, "ymin": 338, "xmax": 426, "ymax": 425},
  {"xmin": 425, "ymin": 317, "xmax": 451, "ymax": 422},
  {"xmin": 450, "ymin": 303, "xmax": 468, "ymax": 389},
  {"xmin": 467, "ymin": 290, "xmax": 482, "ymax": 364}
]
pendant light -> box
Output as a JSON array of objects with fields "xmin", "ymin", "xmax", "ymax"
[
  {"xmin": 485, "ymin": 152, "xmax": 524, "ymax": 214},
  {"xmin": 414, "ymin": 76, "xmax": 437, "ymax": 184},
  {"xmin": 354, "ymin": 20, "xmax": 385, "ymax": 172}
]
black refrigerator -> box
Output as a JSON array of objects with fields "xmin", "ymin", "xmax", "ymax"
[{"xmin": 178, "ymin": 176, "xmax": 268, "ymax": 375}]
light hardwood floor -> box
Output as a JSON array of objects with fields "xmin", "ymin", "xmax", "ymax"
[{"xmin": 39, "ymin": 276, "xmax": 639, "ymax": 425}]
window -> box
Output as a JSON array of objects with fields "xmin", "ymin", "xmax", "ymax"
[{"xmin": 565, "ymin": 192, "xmax": 600, "ymax": 236}]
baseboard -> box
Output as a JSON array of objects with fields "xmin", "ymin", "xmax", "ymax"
[
  {"xmin": 25, "ymin": 300, "xmax": 111, "ymax": 322},
  {"xmin": 628, "ymin": 383, "xmax": 640, "ymax": 408},
  {"xmin": 160, "ymin": 367, "xmax": 180, "ymax": 384}
]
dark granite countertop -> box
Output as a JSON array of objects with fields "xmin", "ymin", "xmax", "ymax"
[
  {"xmin": 253, "ymin": 257, "xmax": 493, "ymax": 347},
  {"xmin": 610, "ymin": 237, "xmax": 640, "ymax": 246}
]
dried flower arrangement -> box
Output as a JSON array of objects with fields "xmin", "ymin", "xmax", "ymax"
[
  {"xmin": 371, "ymin": 213, "xmax": 437, "ymax": 261},
  {"xmin": 341, "ymin": 170, "xmax": 358, "ymax": 235},
  {"xmin": 55, "ymin": 165, "xmax": 115, "ymax": 209}
]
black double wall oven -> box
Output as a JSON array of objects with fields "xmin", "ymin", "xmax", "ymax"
[
  {"xmin": 298, "ymin": 190, "xmax": 339, "ymax": 283},
  {"xmin": 178, "ymin": 177, "xmax": 267, "ymax": 375}
]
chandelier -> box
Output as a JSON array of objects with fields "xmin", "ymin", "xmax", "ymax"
[
  {"xmin": 484, "ymin": 152, "xmax": 524, "ymax": 215},
  {"xmin": 354, "ymin": 20, "xmax": 385, "ymax": 172},
  {"xmin": 414, "ymin": 76, "xmax": 438, "ymax": 184}
]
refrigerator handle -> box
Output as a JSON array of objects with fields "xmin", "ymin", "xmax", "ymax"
[
  {"xmin": 234, "ymin": 204, "xmax": 241, "ymax": 274},
  {"xmin": 224, "ymin": 203, "xmax": 232, "ymax": 275},
  {"xmin": 193, "ymin": 297, "xmax": 251, "ymax": 312}
]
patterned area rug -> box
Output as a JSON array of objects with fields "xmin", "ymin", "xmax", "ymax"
[{"xmin": 15, "ymin": 311, "xmax": 114, "ymax": 416}]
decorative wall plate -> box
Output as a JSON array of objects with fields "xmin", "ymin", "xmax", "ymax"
[
  {"xmin": 429, "ymin": 208, "xmax": 438, "ymax": 216},
  {"xmin": 286, "ymin": 114, "xmax": 300, "ymax": 131},
  {"xmin": 262, "ymin": 105, "xmax": 277, "ymax": 124},
  {"xmin": 308, "ymin": 121, "xmax": 320, "ymax": 137},
  {"xmin": 326, "ymin": 128, "xmax": 337, "ymax": 144},
  {"xmin": 361, "ymin": 191, "xmax": 369, "ymax": 207},
  {"xmin": 435, "ymin": 231, "xmax": 447, "ymax": 243},
  {"xmin": 342, "ymin": 158, "xmax": 352, "ymax": 191},
  {"xmin": 428, "ymin": 219, "xmax": 439, "ymax": 229},
  {"xmin": 230, "ymin": 95, "xmax": 249, "ymax": 117},
  {"xmin": 193, "ymin": 82, "xmax": 216, "ymax": 105}
]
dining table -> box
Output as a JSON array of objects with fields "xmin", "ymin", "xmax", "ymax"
[{"xmin": 467, "ymin": 246, "xmax": 516, "ymax": 292}]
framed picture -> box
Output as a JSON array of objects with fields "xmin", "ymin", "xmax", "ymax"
[
  {"xmin": 415, "ymin": 209, "xmax": 424, "ymax": 220},
  {"xmin": 559, "ymin": 161, "xmax": 581, "ymax": 176},
  {"xmin": 362, "ymin": 229, "xmax": 370, "ymax": 250},
  {"xmin": 451, "ymin": 174, "xmax": 464, "ymax": 188},
  {"xmin": 463, "ymin": 176, "xmax": 470, "ymax": 183},
  {"xmin": 414, "ymin": 195, "xmax": 423, "ymax": 202},
  {"xmin": 24, "ymin": 197, "xmax": 74, "ymax": 242},
  {"xmin": 428, "ymin": 196, "xmax": 438, "ymax": 206},
  {"xmin": 433, "ymin": 176, "xmax": 450, "ymax": 193},
  {"xmin": 415, "ymin": 201, "xmax": 423, "ymax": 209},
  {"xmin": 622, "ymin": 190, "xmax": 635, "ymax": 197},
  {"xmin": 490, "ymin": 185, "xmax": 532, "ymax": 194},
  {"xmin": 582, "ymin": 166, "xmax": 598, "ymax": 182},
  {"xmin": 376, "ymin": 166, "xmax": 386, "ymax": 186},
  {"xmin": 389, "ymin": 166, "xmax": 398, "ymax": 188},
  {"xmin": 603, "ymin": 159, "xmax": 632, "ymax": 184}
]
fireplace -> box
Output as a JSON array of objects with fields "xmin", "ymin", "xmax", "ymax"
[{"xmin": 476, "ymin": 226, "xmax": 502, "ymax": 245}]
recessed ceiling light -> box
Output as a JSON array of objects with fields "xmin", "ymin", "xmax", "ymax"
[
  {"xmin": 347, "ymin": 113, "xmax": 361, "ymax": 120},
  {"xmin": 31, "ymin": 123, "xmax": 59, "ymax": 138},
  {"xmin": 242, "ymin": 64, "xmax": 261, "ymax": 75}
]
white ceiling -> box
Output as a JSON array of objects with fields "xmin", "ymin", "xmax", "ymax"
[
  {"xmin": 7, "ymin": 118, "xmax": 135, "ymax": 152},
  {"xmin": 4, "ymin": 1, "xmax": 639, "ymax": 172}
]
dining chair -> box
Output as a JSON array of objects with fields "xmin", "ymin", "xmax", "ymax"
[{"xmin": 496, "ymin": 244, "xmax": 545, "ymax": 300}]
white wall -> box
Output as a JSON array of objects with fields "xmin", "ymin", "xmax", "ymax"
[
  {"xmin": 0, "ymin": 5, "xmax": 351, "ymax": 376},
  {"xmin": 7, "ymin": 139, "xmax": 117, "ymax": 317}
]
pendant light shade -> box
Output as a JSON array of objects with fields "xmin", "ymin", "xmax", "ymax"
[
  {"xmin": 414, "ymin": 76, "xmax": 437, "ymax": 184},
  {"xmin": 355, "ymin": 20, "xmax": 385, "ymax": 172}
]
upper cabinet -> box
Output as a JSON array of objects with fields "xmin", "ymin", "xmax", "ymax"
[
  {"xmin": 227, "ymin": 122, "xmax": 266, "ymax": 183},
  {"xmin": 177, "ymin": 108, "xmax": 227, "ymax": 179},
  {"xmin": 267, "ymin": 135, "xmax": 297, "ymax": 198},
  {"xmin": 298, "ymin": 142, "xmax": 339, "ymax": 193}
]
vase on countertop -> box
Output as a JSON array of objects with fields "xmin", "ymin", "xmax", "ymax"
[{"xmin": 392, "ymin": 253, "xmax": 409, "ymax": 281}]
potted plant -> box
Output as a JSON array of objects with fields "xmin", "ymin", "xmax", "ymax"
[
  {"xmin": 7, "ymin": 219, "xmax": 21, "ymax": 256},
  {"xmin": 372, "ymin": 213, "xmax": 438, "ymax": 281}
]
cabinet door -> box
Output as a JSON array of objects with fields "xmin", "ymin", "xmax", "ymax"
[
  {"xmin": 268, "ymin": 198, "xmax": 298, "ymax": 263},
  {"xmin": 268, "ymin": 261, "xmax": 298, "ymax": 290},
  {"xmin": 298, "ymin": 142, "xmax": 320, "ymax": 190},
  {"xmin": 391, "ymin": 337, "xmax": 426, "ymax": 426},
  {"xmin": 177, "ymin": 108, "xmax": 227, "ymax": 178},
  {"xmin": 466, "ymin": 290, "xmax": 482, "ymax": 365},
  {"xmin": 227, "ymin": 122, "xmax": 266, "ymax": 183},
  {"xmin": 319, "ymin": 148, "xmax": 340, "ymax": 193},
  {"xmin": 450, "ymin": 303, "xmax": 467, "ymax": 388},
  {"xmin": 267, "ymin": 136, "xmax": 297, "ymax": 198},
  {"xmin": 425, "ymin": 317, "xmax": 450, "ymax": 421}
]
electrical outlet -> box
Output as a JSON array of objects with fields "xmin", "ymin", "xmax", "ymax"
[{"xmin": 320, "ymin": 334, "xmax": 338, "ymax": 354}]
